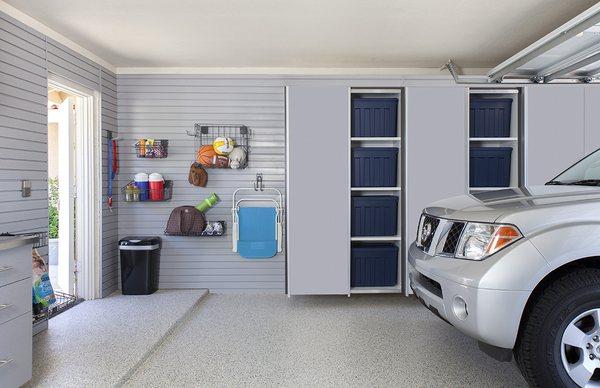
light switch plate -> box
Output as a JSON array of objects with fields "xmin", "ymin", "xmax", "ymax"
[{"xmin": 21, "ymin": 180, "xmax": 31, "ymax": 197}]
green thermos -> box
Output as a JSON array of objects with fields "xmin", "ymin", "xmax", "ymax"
[{"xmin": 195, "ymin": 193, "xmax": 219, "ymax": 213}]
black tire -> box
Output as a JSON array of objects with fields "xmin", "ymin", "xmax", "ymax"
[{"xmin": 514, "ymin": 267, "xmax": 600, "ymax": 387}]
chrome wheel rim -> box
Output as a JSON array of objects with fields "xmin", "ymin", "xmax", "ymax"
[{"xmin": 561, "ymin": 308, "xmax": 600, "ymax": 387}]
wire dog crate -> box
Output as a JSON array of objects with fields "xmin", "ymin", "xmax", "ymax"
[{"xmin": 186, "ymin": 124, "xmax": 251, "ymax": 169}]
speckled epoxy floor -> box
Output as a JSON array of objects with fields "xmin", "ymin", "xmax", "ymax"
[
  {"xmin": 123, "ymin": 294, "xmax": 527, "ymax": 387},
  {"xmin": 29, "ymin": 289, "xmax": 208, "ymax": 388}
]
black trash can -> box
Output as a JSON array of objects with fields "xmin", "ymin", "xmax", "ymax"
[{"xmin": 119, "ymin": 236, "xmax": 161, "ymax": 295}]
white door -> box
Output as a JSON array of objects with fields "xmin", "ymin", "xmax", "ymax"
[{"xmin": 57, "ymin": 97, "xmax": 76, "ymax": 294}]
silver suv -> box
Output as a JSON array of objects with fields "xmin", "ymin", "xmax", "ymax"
[{"xmin": 409, "ymin": 149, "xmax": 600, "ymax": 387}]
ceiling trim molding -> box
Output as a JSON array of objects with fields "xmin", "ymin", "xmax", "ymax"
[
  {"xmin": 0, "ymin": 0, "xmax": 116, "ymax": 72},
  {"xmin": 116, "ymin": 67, "xmax": 488, "ymax": 76}
]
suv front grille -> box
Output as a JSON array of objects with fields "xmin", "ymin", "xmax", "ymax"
[
  {"xmin": 442, "ymin": 222, "xmax": 465, "ymax": 255},
  {"xmin": 421, "ymin": 216, "xmax": 440, "ymax": 251},
  {"xmin": 418, "ymin": 215, "xmax": 466, "ymax": 256}
]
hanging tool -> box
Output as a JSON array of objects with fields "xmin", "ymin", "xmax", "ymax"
[{"xmin": 107, "ymin": 132, "xmax": 119, "ymax": 211}]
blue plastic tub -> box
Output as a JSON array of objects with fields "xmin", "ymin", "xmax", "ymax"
[
  {"xmin": 351, "ymin": 244, "xmax": 398, "ymax": 287},
  {"xmin": 351, "ymin": 147, "xmax": 398, "ymax": 187},
  {"xmin": 352, "ymin": 98, "xmax": 398, "ymax": 137},
  {"xmin": 351, "ymin": 196, "xmax": 398, "ymax": 236},
  {"xmin": 470, "ymin": 98, "xmax": 512, "ymax": 138},
  {"xmin": 470, "ymin": 147, "xmax": 513, "ymax": 187}
]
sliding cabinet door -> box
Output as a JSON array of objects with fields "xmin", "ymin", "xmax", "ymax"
[
  {"xmin": 287, "ymin": 85, "xmax": 350, "ymax": 295},
  {"xmin": 526, "ymin": 86, "xmax": 585, "ymax": 185},
  {"xmin": 585, "ymin": 86, "xmax": 600, "ymax": 154},
  {"xmin": 405, "ymin": 87, "xmax": 467, "ymax": 293}
]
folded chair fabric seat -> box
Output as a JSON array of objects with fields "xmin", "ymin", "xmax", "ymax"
[{"xmin": 237, "ymin": 207, "xmax": 278, "ymax": 259}]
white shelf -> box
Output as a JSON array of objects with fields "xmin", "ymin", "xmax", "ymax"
[
  {"xmin": 351, "ymin": 137, "xmax": 401, "ymax": 141},
  {"xmin": 469, "ymin": 89, "xmax": 519, "ymax": 95},
  {"xmin": 351, "ymin": 187, "xmax": 401, "ymax": 191},
  {"xmin": 469, "ymin": 137, "xmax": 518, "ymax": 142},
  {"xmin": 350, "ymin": 286, "xmax": 403, "ymax": 294},
  {"xmin": 470, "ymin": 186, "xmax": 518, "ymax": 191},
  {"xmin": 351, "ymin": 236, "xmax": 402, "ymax": 242},
  {"xmin": 351, "ymin": 88, "xmax": 404, "ymax": 94}
]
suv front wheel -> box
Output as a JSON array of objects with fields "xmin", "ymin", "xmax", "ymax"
[{"xmin": 515, "ymin": 267, "xmax": 600, "ymax": 387}]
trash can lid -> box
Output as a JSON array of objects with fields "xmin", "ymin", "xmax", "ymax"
[{"xmin": 119, "ymin": 236, "xmax": 162, "ymax": 247}]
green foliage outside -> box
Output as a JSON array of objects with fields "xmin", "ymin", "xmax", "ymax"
[{"xmin": 48, "ymin": 178, "xmax": 59, "ymax": 239}]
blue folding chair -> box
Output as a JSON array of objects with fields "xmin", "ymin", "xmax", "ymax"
[{"xmin": 232, "ymin": 187, "xmax": 283, "ymax": 259}]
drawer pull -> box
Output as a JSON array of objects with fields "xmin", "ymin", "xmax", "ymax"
[
  {"xmin": 0, "ymin": 304, "xmax": 12, "ymax": 311},
  {"xmin": 0, "ymin": 266, "xmax": 13, "ymax": 273},
  {"xmin": 0, "ymin": 359, "xmax": 13, "ymax": 369}
]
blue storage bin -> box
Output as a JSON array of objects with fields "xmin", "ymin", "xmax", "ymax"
[
  {"xmin": 352, "ymin": 196, "xmax": 398, "ymax": 236},
  {"xmin": 352, "ymin": 147, "xmax": 398, "ymax": 187},
  {"xmin": 470, "ymin": 98, "xmax": 512, "ymax": 138},
  {"xmin": 352, "ymin": 98, "xmax": 398, "ymax": 137},
  {"xmin": 470, "ymin": 147, "xmax": 513, "ymax": 187},
  {"xmin": 351, "ymin": 244, "xmax": 398, "ymax": 287}
]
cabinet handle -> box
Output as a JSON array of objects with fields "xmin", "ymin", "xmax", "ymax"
[
  {"xmin": 0, "ymin": 359, "xmax": 13, "ymax": 369},
  {"xmin": 0, "ymin": 266, "xmax": 13, "ymax": 273},
  {"xmin": 0, "ymin": 304, "xmax": 12, "ymax": 311}
]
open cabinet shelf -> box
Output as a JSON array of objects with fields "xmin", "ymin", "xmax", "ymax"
[
  {"xmin": 468, "ymin": 88, "xmax": 523, "ymax": 192},
  {"xmin": 351, "ymin": 236, "xmax": 402, "ymax": 242},
  {"xmin": 350, "ymin": 286, "xmax": 404, "ymax": 294},
  {"xmin": 351, "ymin": 137, "xmax": 401, "ymax": 141},
  {"xmin": 349, "ymin": 88, "xmax": 404, "ymax": 295},
  {"xmin": 351, "ymin": 187, "xmax": 401, "ymax": 191}
]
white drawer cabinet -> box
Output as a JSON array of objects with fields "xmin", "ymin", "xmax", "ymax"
[
  {"xmin": 0, "ymin": 244, "xmax": 31, "ymax": 288},
  {"xmin": 0, "ymin": 314, "xmax": 32, "ymax": 387},
  {"xmin": 0, "ymin": 237, "xmax": 35, "ymax": 388},
  {"xmin": 0, "ymin": 279, "xmax": 30, "ymax": 326}
]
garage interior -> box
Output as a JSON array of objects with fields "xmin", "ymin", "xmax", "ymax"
[{"xmin": 2, "ymin": 0, "xmax": 600, "ymax": 387}]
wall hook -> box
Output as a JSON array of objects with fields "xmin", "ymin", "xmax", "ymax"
[{"xmin": 254, "ymin": 173, "xmax": 264, "ymax": 191}]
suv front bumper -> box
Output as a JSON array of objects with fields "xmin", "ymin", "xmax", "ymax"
[{"xmin": 408, "ymin": 242, "xmax": 538, "ymax": 350}]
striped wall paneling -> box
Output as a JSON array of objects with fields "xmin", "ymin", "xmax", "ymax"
[
  {"xmin": 116, "ymin": 75, "xmax": 286, "ymax": 292},
  {"xmin": 0, "ymin": 11, "xmax": 118, "ymax": 297}
]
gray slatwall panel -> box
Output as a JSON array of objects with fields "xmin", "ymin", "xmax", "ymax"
[
  {"xmin": 0, "ymin": 12, "xmax": 47, "ymax": 236},
  {"xmin": 117, "ymin": 75, "xmax": 286, "ymax": 293},
  {"xmin": 46, "ymin": 38, "xmax": 101, "ymax": 91},
  {"xmin": 1, "ymin": 11, "xmax": 118, "ymax": 299},
  {"xmin": 101, "ymin": 67, "xmax": 119, "ymax": 297}
]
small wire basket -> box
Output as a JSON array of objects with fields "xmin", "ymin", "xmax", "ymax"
[
  {"xmin": 187, "ymin": 124, "xmax": 250, "ymax": 169},
  {"xmin": 134, "ymin": 139, "xmax": 169, "ymax": 158},
  {"xmin": 122, "ymin": 180, "xmax": 173, "ymax": 202}
]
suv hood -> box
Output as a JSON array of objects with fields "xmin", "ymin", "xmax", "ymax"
[{"xmin": 425, "ymin": 186, "xmax": 600, "ymax": 225}]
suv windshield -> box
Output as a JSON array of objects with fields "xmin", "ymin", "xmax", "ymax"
[{"xmin": 548, "ymin": 149, "xmax": 600, "ymax": 186}]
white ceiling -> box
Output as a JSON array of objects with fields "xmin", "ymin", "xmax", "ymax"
[{"xmin": 5, "ymin": 0, "xmax": 599, "ymax": 69}]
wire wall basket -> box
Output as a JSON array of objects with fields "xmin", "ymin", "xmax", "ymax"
[
  {"xmin": 121, "ymin": 180, "xmax": 173, "ymax": 202},
  {"xmin": 134, "ymin": 139, "xmax": 169, "ymax": 158},
  {"xmin": 186, "ymin": 124, "xmax": 250, "ymax": 169}
]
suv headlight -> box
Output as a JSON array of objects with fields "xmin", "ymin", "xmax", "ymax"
[{"xmin": 455, "ymin": 222, "xmax": 522, "ymax": 260}]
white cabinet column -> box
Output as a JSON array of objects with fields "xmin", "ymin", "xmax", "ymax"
[
  {"xmin": 405, "ymin": 86, "xmax": 467, "ymax": 293},
  {"xmin": 585, "ymin": 86, "xmax": 600, "ymax": 154},
  {"xmin": 526, "ymin": 86, "xmax": 585, "ymax": 185},
  {"xmin": 286, "ymin": 85, "xmax": 350, "ymax": 295}
]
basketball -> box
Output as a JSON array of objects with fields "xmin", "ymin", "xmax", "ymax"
[
  {"xmin": 213, "ymin": 137, "xmax": 235, "ymax": 156},
  {"xmin": 196, "ymin": 145, "xmax": 217, "ymax": 167}
]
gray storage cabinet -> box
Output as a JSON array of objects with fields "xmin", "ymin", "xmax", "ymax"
[
  {"xmin": 585, "ymin": 86, "xmax": 600, "ymax": 154},
  {"xmin": 526, "ymin": 86, "xmax": 585, "ymax": 185},
  {"xmin": 286, "ymin": 85, "xmax": 350, "ymax": 295},
  {"xmin": 405, "ymin": 87, "xmax": 467, "ymax": 293}
]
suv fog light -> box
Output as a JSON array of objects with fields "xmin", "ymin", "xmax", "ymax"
[{"xmin": 453, "ymin": 296, "xmax": 468, "ymax": 320}]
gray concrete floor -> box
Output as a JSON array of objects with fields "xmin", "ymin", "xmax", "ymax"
[
  {"xmin": 124, "ymin": 294, "xmax": 528, "ymax": 387},
  {"xmin": 29, "ymin": 289, "xmax": 208, "ymax": 387}
]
